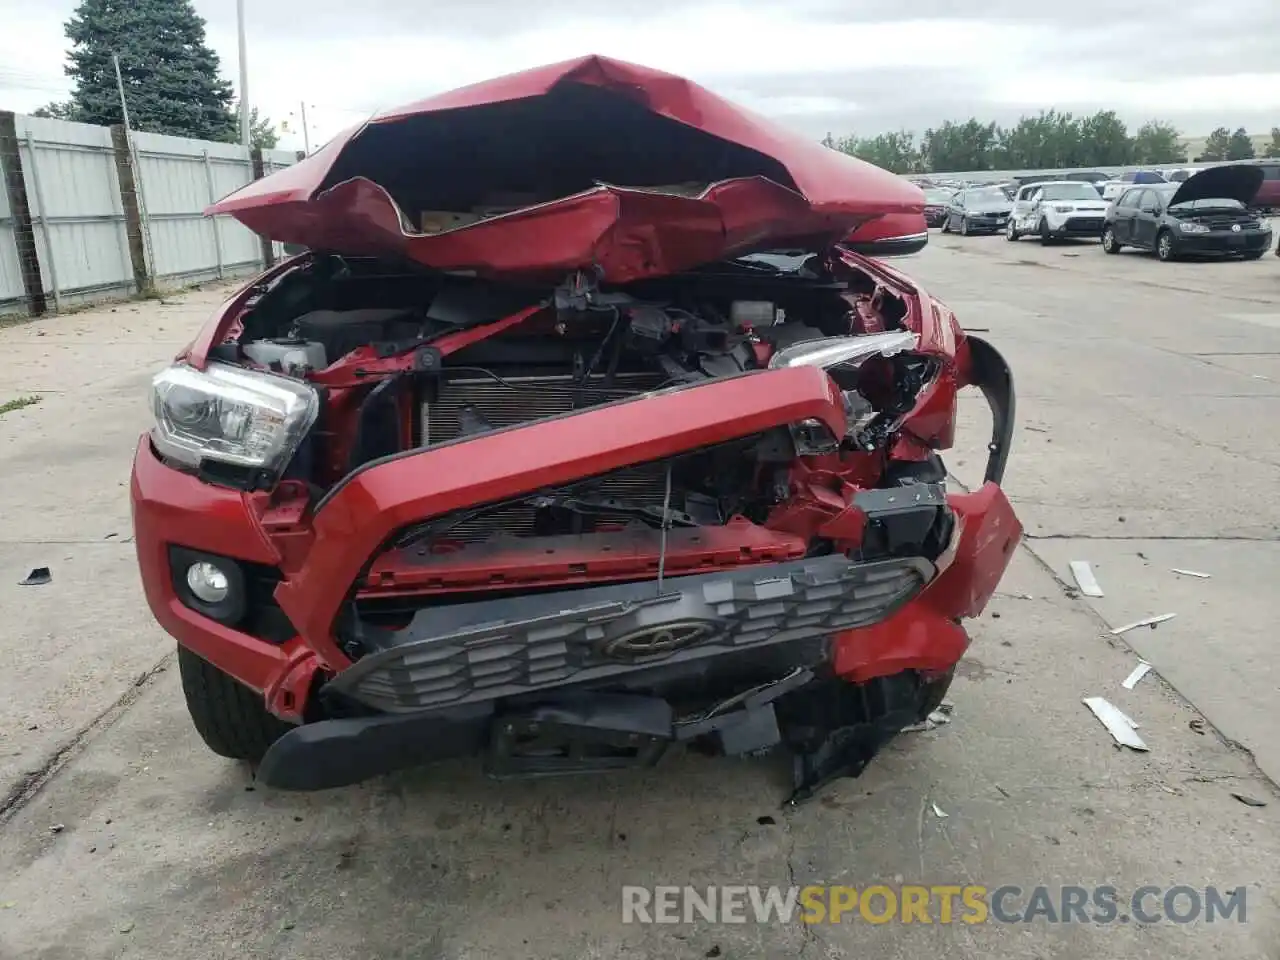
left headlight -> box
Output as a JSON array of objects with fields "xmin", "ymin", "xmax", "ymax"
[
  {"xmin": 150, "ymin": 361, "xmax": 319, "ymax": 479},
  {"xmin": 1179, "ymin": 222, "xmax": 1210, "ymax": 234}
]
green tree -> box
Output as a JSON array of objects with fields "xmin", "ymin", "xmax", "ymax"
[
  {"xmin": 1130, "ymin": 120, "xmax": 1184, "ymax": 164},
  {"xmin": 1078, "ymin": 110, "xmax": 1132, "ymax": 165},
  {"xmin": 32, "ymin": 101, "xmax": 75, "ymax": 120},
  {"xmin": 235, "ymin": 104, "xmax": 280, "ymax": 150},
  {"xmin": 1200, "ymin": 126, "xmax": 1231, "ymax": 161},
  {"xmin": 1225, "ymin": 127, "xmax": 1255, "ymax": 160},
  {"xmin": 1265, "ymin": 127, "xmax": 1280, "ymax": 159},
  {"xmin": 834, "ymin": 130, "xmax": 920, "ymax": 174},
  {"xmin": 61, "ymin": 0, "xmax": 236, "ymax": 141},
  {"xmin": 921, "ymin": 119, "xmax": 1000, "ymax": 173}
]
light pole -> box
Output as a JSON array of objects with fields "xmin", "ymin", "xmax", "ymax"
[{"xmin": 236, "ymin": 0, "xmax": 250, "ymax": 147}]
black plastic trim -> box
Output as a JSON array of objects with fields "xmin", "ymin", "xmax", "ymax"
[{"xmin": 964, "ymin": 335, "xmax": 1015, "ymax": 484}]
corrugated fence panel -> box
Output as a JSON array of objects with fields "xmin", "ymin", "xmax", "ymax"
[
  {"xmin": 0, "ymin": 152, "xmax": 22, "ymax": 307},
  {"xmin": 16, "ymin": 115, "xmax": 133, "ymax": 305},
  {"xmin": 132, "ymin": 132, "xmax": 253, "ymax": 281},
  {"xmin": 261, "ymin": 149, "xmax": 297, "ymax": 261}
]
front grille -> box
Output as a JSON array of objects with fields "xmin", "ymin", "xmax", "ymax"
[
  {"xmin": 1065, "ymin": 217, "xmax": 1104, "ymax": 231},
  {"xmin": 422, "ymin": 372, "xmax": 669, "ymax": 540},
  {"xmin": 327, "ymin": 555, "xmax": 932, "ymax": 713}
]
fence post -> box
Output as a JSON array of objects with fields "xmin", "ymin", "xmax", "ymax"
[
  {"xmin": 110, "ymin": 125, "xmax": 151, "ymax": 294},
  {"xmin": 250, "ymin": 147, "xmax": 275, "ymax": 268},
  {"xmin": 202, "ymin": 149, "xmax": 225, "ymax": 279},
  {"xmin": 0, "ymin": 112, "xmax": 48, "ymax": 316},
  {"xmin": 23, "ymin": 131, "xmax": 61, "ymax": 311}
]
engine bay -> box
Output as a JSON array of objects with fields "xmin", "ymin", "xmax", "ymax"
[{"xmin": 206, "ymin": 250, "xmax": 948, "ymax": 562}]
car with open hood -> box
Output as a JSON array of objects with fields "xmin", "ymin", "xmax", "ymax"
[
  {"xmin": 940, "ymin": 186, "xmax": 1014, "ymax": 236},
  {"xmin": 132, "ymin": 56, "xmax": 1020, "ymax": 803},
  {"xmin": 1101, "ymin": 164, "xmax": 1273, "ymax": 261},
  {"xmin": 1006, "ymin": 180, "xmax": 1111, "ymax": 243},
  {"xmin": 921, "ymin": 188, "xmax": 954, "ymax": 227}
]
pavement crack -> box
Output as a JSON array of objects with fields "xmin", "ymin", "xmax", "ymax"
[
  {"xmin": 1025, "ymin": 533, "xmax": 1277, "ymax": 541},
  {"xmin": 782, "ymin": 812, "xmax": 819, "ymax": 958},
  {"xmin": 0, "ymin": 651, "xmax": 173, "ymax": 826}
]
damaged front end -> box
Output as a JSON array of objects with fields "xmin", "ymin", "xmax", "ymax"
[{"xmin": 131, "ymin": 56, "xmax": 1021, "ymax": 803}]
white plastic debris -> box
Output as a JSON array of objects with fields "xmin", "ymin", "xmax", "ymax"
[
  {"xmin": 1111, "ymin": 613, "xmax": 1176, "ymax": 635},
  {"xmin": 1069, "ymin": 561, "xmax": 1104, "ymax": 597},
  {"xmin": 902, "ymin": 709, "xmax": 952, "ymax": 733},
  {"xmin": 931, "ymin": 802, "xmax": 949, "ymax": 818},
  {"xmin": 1122, "ymin": 661, "xmax": 1153, "ymax": 690},
  {"xmin": 1083, "ymin": 697, "xmax": 1148, "ymax": 751},
  {"xmin": 1171, "ymin": 568, "xmax": 1211, "ymax": 579}
]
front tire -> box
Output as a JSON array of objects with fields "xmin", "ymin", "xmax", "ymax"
[
  {"xmin": 1101, "ymin": 226, "xmax": 1121, "ymax": 254},
  {"xmin": 177, "ymin": 645, "xmax": 293, "ymax": 762},
  {"xmin": 1156, "ymin": 229, "xmax": 1176, "ymax": 262},
  {"xmin": 1038, "ymin": 218, "xmax": 1054, "ymax": 244},
  {"xmin": 1006, "ymin": 219, "xmax": 1020, "ymax": 241},
  {"xmin": 959, "ymin": 217, "xmax": 970, "ymax": 236}
]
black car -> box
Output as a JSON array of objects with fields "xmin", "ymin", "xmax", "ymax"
[
  {"xmin": 940, "ymin": 186, "xmax": 1013, "ymax": 235},
  {"xmin": 1101, "ymin": 165, "xmax": 1273, "ymax": 262},
  {"xmin": 922, "ymin": 188, "xmax": 954, "ymax": 227}
]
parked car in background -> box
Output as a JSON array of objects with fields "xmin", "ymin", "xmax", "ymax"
[
  {"xmin": 1100, "ymin": 165, "xmax": 1272, "ymax": 262},
  {"xmin": 1061, "ymin": 171, "xmax": 1110, "ymax": 190},
  {"xmin": 1251, "ymin": 161, "xmax": 1280, "ymax": 213},
  {"xmin": 1007, "ymin": 181, "xmax": 1110, "ymax": 243},
  {"xmin": 1099, "ymin": 170, "xmax": 1167, "ymax": 202},
  {"xmin": 940, "ymin": 186, "xmax": 1013, "ymax": 235},
  {"xmin": 922, "ymin": 188, "xmax": 953, "ymax": 227}
]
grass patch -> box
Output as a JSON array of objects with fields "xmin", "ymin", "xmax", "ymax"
[{"xmin": 0, "ymin": 395, "xmax": 41, "ymax": 416}]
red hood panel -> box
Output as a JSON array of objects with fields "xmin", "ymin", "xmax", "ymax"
[{"xmin": 208, "ymin": 55, "xmax": 924, "ymax": 282}]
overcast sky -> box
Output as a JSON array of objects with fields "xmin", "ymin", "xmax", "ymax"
[{"xmin": 1, "ymin": 0, "xmax": 1278, "ymax": 151}]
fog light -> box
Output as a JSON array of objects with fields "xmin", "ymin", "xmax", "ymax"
[{"xmin": 186, "ymin": 561, "xmax": 230, "ymax": 604}]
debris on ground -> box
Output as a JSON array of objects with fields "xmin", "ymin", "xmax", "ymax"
[
  {"xmin": 1083, "ymin": 697, "xmax": 1148, "ymax": 751},
  {"xmin": 18, "ymin": 566, "xmax": 51, "ymax": 586},
  {"xmin": 1171, "ymin": 568, "xmax": 1211, "ymax": 579},
  {"xmin": 902, "ymin": 701, "xmax": 954, "ymax": 733},
  {"xmin": 931, "ymin": 802, "xmax": 949, "ymax": 818},
  {"xmin": 1231, "ymin": 794, "xmax": 1267, "ymax": 808},
  {"xmin": 1111, "ymin": 613, "xmax": 1176, "ymax": 635},
  {"xmin": 1069, "ymin": 561, "xmax": 1104, "ymax": 597},
  {"xmin": 1189, "ymin": 718, "xmax": 1207, "ymax": 735},
  {"xmin": 49, "ymin": 824, "xmax": 65, "ymax": 834},
  {"xmin": 1122, "ymin": 662, "xmax": 1153, "ymax": 690}
]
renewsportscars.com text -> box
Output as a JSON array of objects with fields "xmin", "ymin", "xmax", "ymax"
[{"xmin": 621, "ymin": 885, "xmax": 1248, "ymax": 925}]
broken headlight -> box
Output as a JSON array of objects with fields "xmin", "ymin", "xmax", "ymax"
[
  {"xmin": 767, "ymin": 331, "xmax": 917, "ymax": 371},
  {"xmin": 150, "ymin": 361, "xmax": 319, "ymax": 478}
]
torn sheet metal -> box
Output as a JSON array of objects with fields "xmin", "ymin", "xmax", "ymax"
[
  {"xmin": 1122, "ymin": 661, "xmax": 1153, "ymax": 690},
  {"xmin": 1069, "ymin": 561, "xmax": 1104, "ymax": 597},
  {"xmin": 1083, "ymin": 697, "xmax": 1148, "ymax": 751},
  {"xmin": 931, "ymin": 802, "xmax": 949, "ymax": 818},
  {"xmin": 1171, "ymin": 568, "xmax": 1211, "ymax": 579},
  {"xmin": 1111, "ymin": 613, "xmax": 1176, "ymax": 635}
]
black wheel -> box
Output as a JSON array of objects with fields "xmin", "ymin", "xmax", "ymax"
[
  {"xmin": 1005, "ymin": 219, "xmax": 1020, "ymax": 241},
  {"xmin": 1156, "ymin": 229, "xmax": 1176, "ymax": 262},
  {"xmin": 177, "ymin": 645, "xmax": 293, "ymax": 761},
  {"xmin": 1101, "ymin": 226, "xmax": 1121, "ymax": 254},
  {"xmin": 1038, "ymin": 218, "xmax": 1054, "ymax": 244},
  {"xmin": 1242, "ymin": 250, "xmax": 1263, "ymax": 261}
]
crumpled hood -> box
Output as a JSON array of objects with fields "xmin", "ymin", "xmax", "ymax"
[
  {"xmin": 207, "ymin": 55, "xmax": 923, "ymax": 283},
  {"xmin": 1168, "ymin": 164, "xmax": 1264, "ymax": 207}
]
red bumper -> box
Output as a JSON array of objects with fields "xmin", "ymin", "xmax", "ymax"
[{"xmin": 132, "ymin": 366, "xmax": 1021, "ymax": 722}]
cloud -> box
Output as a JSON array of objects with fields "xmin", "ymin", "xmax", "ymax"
[{"xmin": 0, "ymin": 0, "xmax": 1275, "ymax": 153}]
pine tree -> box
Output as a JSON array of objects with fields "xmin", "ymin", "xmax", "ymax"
[{"xmin": 62, "ymin": 0, "xmax": 237, "ymax": 141}]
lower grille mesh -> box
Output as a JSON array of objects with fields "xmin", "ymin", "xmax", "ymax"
[{"xmin": 330, "ymin": 555, "xmax": 933, "ymax": 713}]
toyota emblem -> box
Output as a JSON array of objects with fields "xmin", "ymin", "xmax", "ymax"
[{"xmin": 600, "ymin": 620, "xmax": 718, "ymax": 660}]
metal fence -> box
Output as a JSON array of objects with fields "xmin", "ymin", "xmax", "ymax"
[{"xmin": 0, "ymin": 112, "xmax": 297, "ymax": 317}]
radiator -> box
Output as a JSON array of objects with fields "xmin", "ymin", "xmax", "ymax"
[{"xmin": 421, "ymin": 372, "xmax": 669, "ymax": 540}]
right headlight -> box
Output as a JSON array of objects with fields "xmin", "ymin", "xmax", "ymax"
[
  {"xmin": 768, "ymin": 331, "xmax": 918, "ymax": 371},
  {"xmin": 150, "ymin": 361, "xmax": 319, "ymax": 480}
]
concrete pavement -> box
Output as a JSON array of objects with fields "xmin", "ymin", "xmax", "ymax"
[{"xmin": 1, "ymin": 247, "xmax": 1278, "ymax": 959}]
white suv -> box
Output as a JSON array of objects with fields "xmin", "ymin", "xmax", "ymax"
[
  {"xmin": 1007, "ymin": 181, "xmax": 1112, "ymax": 243},
  {"xmin": 1098, "ymin": 170, "xmax": 1168, "ymax": 201}
]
